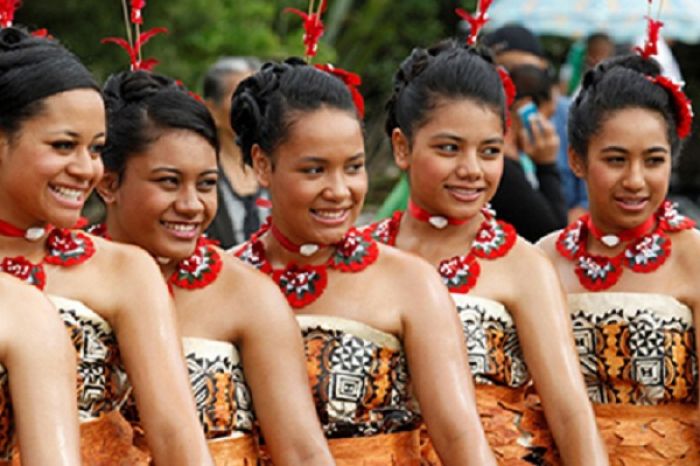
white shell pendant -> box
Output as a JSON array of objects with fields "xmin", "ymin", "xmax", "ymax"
[
  {"xmin": 600, "ymin": 235, "xmax": 621, "ymax": 248},
  {"xmin": 300, "ymin": 244, "xmax": 320, "ymax": 257},
  {"xmin": 156, "ymin": 256, "xmax": 172, "ymax": 265},
  {"xmin": 428, "ymin": 216, "xmax": 449, "ymax": 229},
  {"xmin": 24, "ymin": 227, "xmax": 46, "ymax": 241}
]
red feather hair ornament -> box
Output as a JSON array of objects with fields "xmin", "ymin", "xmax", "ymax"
[
  {"xmin": 455, "ymin": 0, "xmax": 494, "ymax": 45},
  {"xmin": 315, "ymin": 64, "xmax": 365, "ymax": 118},
  {"xmin": 0, "ymin": 0, "xmax": 20, "ymax": 28},
  {"xmin": 285, "ymin": 0, "xmax": 327, "ymax": 58}
]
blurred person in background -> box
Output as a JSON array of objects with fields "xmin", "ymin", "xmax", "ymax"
[{"xmin": 203, "ymin": 57, "xmax": 270, "ymax": 248}]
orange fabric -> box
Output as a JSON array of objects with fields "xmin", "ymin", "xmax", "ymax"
[
  {"xmin": 594, "ymin": 403, "xmax": 700, "ymax": 465},
  {"xmin": 420, "ymin": 385, "xmax": 560, "ymax": 466},
  {"xmin": 208, "ymin": 435, "xmax": 258, "ymax": 466},
  {"xmin": 260, "ymin": 430, "xmax": 420, "ymax": 466},
  {"xmin": 5, "ymin": 410, "xmax": 150, "ymax": 466}
]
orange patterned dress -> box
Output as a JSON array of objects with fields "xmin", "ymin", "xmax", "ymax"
[
  {"xmin": 569, "ymin": 292, "xmax": 699, "ymax": 465},
  {"xmin": 0, "ymin": 295, "xmax": 147, "ymax": 465},
  {"xmin": 298, "ymin": 314, "xmax": 422, "ymax": 465},
  {"xmin": 183, "ymin": 337, "xmax": 258, "ymax": 465}
]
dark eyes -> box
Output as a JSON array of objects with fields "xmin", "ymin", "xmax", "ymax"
[
  {"xmin": 155, "ymin": 177, "xmax": 217, "ymax": 190},
  {"xmin": 301, "ymin": 163, "xmax": 365, "ymax": 175},
  {"xmin": 51, "ymin": 140, "xmax": 77, "ymax": 151},
  {"xmin": 51, "ymin": 140, "xmax": 105, "ymax": 159}
]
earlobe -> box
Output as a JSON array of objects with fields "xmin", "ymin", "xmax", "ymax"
[
  {"xmin": 391, "ymin": 128, "xmax": 411, "ymax": 171},
  {"xmin": 95, "ymin": 172, "xmax": 120, "ymax": 204},
  {"xmin": 568, "ymin": 149, "xmax": 586, "ymax": 178},
  {"xmin": 251, "ymin": 144, "xmax": 272, "ymax": 188}
]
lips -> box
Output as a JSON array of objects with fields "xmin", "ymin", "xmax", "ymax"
[
  {"xmin": 445, "ymin": 185, "xmax": 485, "ymax": 203},
  {"xmin": 48, "ymin": 183, "xmax": 87, "ymax": 208},
  {"xmin": 160, "ymin": 221, "xmax": 200, "ymax": 240},
  {"xmin": 614, "ymin": 196, "xmax": 650, "ymax": 213},
  {"xmin": 309, "ymin": 207, "xmax": 351, "ymax": 226}
]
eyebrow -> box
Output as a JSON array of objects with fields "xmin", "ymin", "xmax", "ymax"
[
  {"xmin": 48, "ymin": 130, "xmax": 106, "ymax": 139},
  {"xmin": 431, "ymin": 133, "xmax": 504, "ymax": 145},
  {"xmin": 601, "ymin": 145, "xmax": 669, "ymax": 154},
  {"xmin": 299, "ymin": 153, "xmax": 365, "ymax": 164}
]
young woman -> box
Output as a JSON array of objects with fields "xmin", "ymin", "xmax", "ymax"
[
  {"xmin": 365, "ymin": 40, "xmax": 607, "ymax": 465},
  {"xmin": 230, "ymin": 58, "xmax": 496, "ymax": 466},
  {"xmin": 0, "ymin": 275, "xmax": 80, "ymax": 466},
  {"xmin": 95, "ymin": 70, "xmax": 333, "ymax": 466},
  {"xmin": 538, "ymin": 54, "xmax": 700, "ymax": 463},
  {"xmin": 0, "ymin": 28, "xmax": 212, "ymax": 464}
]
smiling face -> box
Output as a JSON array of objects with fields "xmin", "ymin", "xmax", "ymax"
[
  {"xmin": 0, "ymin": 89, "xmax": 106, "ymax": 229},
  {"xmin": 393, "ymin": 98, "xmax": 505, "ymax": 220},
  {"xmin": 253, "ymin": 106, "xmax": 366, "ymax": 246},
  {"xmin": 570, "ymin": 107, "xmax": 672, "ymax": 231},
  {"xmin": 101, "ymin": 129, "xmax": 219, "ymax": 261}
]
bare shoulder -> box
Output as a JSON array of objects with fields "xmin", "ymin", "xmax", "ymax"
[
  {"xmin": 534, "ymin": 230, "xmax": 563, "ymax": 261},
  {"xmin": 376, "ymin": 243, "xmax": 442, "ymax": 285},
  {"xmin": 670, "ymin": 228, "xmax": 700, "ymax": 270},
  {"xmin": 505, "ymin": 236, "xmax": 560, "ymax": 280},
  {"xmin": 89, "ymin": 234, "xmax": 160, "ymax": 277},
  {"xmin": 218, "ymin": 252, "xmax": 285, "ymax": 299}
]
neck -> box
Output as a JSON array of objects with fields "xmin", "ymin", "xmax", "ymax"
[
  {"xmin": 262, "ymin": 224, "xmax": 334, "ymax": 267},
  {"xmin": 0, "ymin": 203, "xmax": 51, "ymax": 258},
  {"xmin": 401, "ymin": 205, "xmax": 484, "ymax": 246}
]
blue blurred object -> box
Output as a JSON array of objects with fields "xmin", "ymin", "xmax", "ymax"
[{"xmin": 488, "ymin": 0, "xmax": 700, "ymax": 43}]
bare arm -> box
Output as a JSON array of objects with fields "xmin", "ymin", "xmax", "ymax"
[
  {"xmin": 508, "ymin": 245, "xmax": 607, "ymax": 465},
  {"xmin": 236, "ymin": 271, "xmax": 334, "ymax": 466},
  {"xmin": 399, "ymin": 256, "xmax": 496, "ymax": 466},
  {"xmin": 109, "ymin": 247, "xmax": 213, "ymax": 466},
  {"xmin": 0, "ymin": 280, "xmax": 80, "ymax": 466}
]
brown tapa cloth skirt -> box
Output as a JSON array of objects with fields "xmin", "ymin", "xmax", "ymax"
[
  {"xmin": 594, "ymin": 402, "xmax": 700, "ymax": 465},
  {"xmin": 3, "ymin": 410, "xmax": 150, "ymax": 466},
  {"xmin": 260, "ymin": 429, "xmax": 421, "ymax": 466},
  {"xmin": 208, "ymin": 435, "xmax": 259, "ymax": 466},
  {"xmin": 420, "ymin": 384, "xmax": 560, "ymax": 466}
]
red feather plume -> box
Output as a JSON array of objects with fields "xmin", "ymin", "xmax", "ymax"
[
  {"xmin": 0, "ymin": 0, "xmax": 20, "ymax": 28},
  {"xmin": 102, "ymin": 27, "xmax": 168, "ymax": 71},
  {"xmin": 131, "ymin": 0, "xmax": 146, "ymax": 25},
  {"xmin": 455, "ymin": 0, "xmax": 494, "ymax": 45},
  {"xmin": 315, "ymin": 63, "xmax": 365, "ymax": 118},
  {"xmin": 497, "ymin": 67, "xmax": 515, "ymax": 131},
  {"xmin": 285, "ymin": 0, "xmax": 327, "ymax": 58},
  {"xmin": 649, "ymin": 76, "xmax": 694, "ymax": 139},
  {"xmin": 634, "ymin": 16, "xmax": 664, "ymax": 59}
]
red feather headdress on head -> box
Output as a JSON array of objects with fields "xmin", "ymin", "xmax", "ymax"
[
  {"xmin": 0, "ymin": 0, "xmax": 20, "ymax": 28},
  {"xmin": 635, "ymin": 0, "xmax": 694, "ymax": 139},
  {"xmin": 455, "ymin": 0, "xmax": 494, "ymax": 46},
  {"xmin": 286, "ymin": 1, "xmax": 365, "ymax": 119},
  {"xmin": 101, "ymin": 0, "xmax": 168, "ymax": 71}
]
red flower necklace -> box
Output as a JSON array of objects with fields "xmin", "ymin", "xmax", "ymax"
[
  {"xmin": 365, "ymin": 206, "xmax": 517, "ymax": 294},
  {"xmin": 555, "ymin": 201, "xmax": 695, "ymax": 291},
  {"xmin": 168, "ymin": 236, "xmax": 222, "ymax": 291},
  {"xmin": 86, "ymin": 224, "xmax": 222, "ymax": 292},
  {"xmin": 235, "ymin": 221, "xmax": 379, "ymax": 308},
  {"xmin": 0, "ymin": 226, "xmax": 95, "ymax": 290}
]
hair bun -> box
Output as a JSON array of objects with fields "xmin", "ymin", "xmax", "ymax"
[
  {"xmin": 104, "ymin": 71, "xmax": 176, "ymax": 112},
  {"xmin": 0, "ymin": 27, "xmax": 31, "ymax": 50}
]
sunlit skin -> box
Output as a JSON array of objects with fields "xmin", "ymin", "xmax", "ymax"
[
  {"xmin": 0, "ymin": 275, "xmax": 80, "ymax": 466},
  {"xmin": 389, "ymin": 98, "xmax": 608, "ymax": 465},
  {"xmin": 0, "ymin": 90, "xmax": 214, "ymax": 465},
  {"xmin": 537, "ymin": 107, "xmax": 700, "ymax": 402},
  {"xmin": 100, "ymin": 129, "xmax": 334, "ymax": 466},
  {"xmin": 249, "ymin": 106, "xmax": 497, "ymax": 466}
]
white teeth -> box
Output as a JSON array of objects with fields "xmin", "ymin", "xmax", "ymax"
[
  {"xmin": 50, "ymin": 185, "xmax": 82, "ymax": 201},
  {"xmin": 162, "ymin": 222, "xmax": 197, "ymax": 232},
  {"xmin": 313, "ymin": 210, "xmax": 346, "ymax": 219}
]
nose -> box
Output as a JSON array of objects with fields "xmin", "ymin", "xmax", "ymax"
[
  {"xmin": 321, "ymin": 170, "xmax": 351, "ymax": 202},
  {"xmin": 174, "ymin": 186, "xmax": 204, "ymax": 217},
  {"xmin": 622, "ymin": 160, "xmax": 645, "ymax": 191},
  {"xmin": 67, "ymin": 148, "xmax": 101, "ymax": 182},
  {"xmin": 455, "ymin": 150, "xmax": 483, "ymax": 181}
]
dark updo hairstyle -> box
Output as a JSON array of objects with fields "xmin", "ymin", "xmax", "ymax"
[
  {"xmin": 231, "ymin": 57, "xmax": 358, "ymax": 167},
  {"xmin": 0, "ymin": 27, "xmax": 99, "ymax": 138},
  {"xmin": 385, "ymin": 39, "xmax": 507, "ymax": 143},
  {"xmin": 102, "ymin": 70, "xmax": 219, "ymax": 178},
  {"xmin": 569, "ymin": 54, "xmax": 682, "ymax": 159}
]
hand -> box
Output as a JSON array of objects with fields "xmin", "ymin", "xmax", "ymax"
[{"xmin": 518, "ymin": 114, "xmax": 560, "ymax": 165}]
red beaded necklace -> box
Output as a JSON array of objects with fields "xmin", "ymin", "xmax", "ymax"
[
  {"xmin": 556, "ymin": 201, "xmax": 695, "ymax": 291},
  {"xmin": 365, "ymin": 206, "xmax": 517, "ymax": 294},
  {"xmin": 235, "ymin": 220, "xmax": 379, "ymax": 308},
  {"xmin": 0, "ymin": 224, "xmax": 95, "ymax": 290}
]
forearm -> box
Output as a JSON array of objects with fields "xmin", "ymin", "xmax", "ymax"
[{"xmin": 549, "ymin": 408, "xmax": 608, "ymax": 466}]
